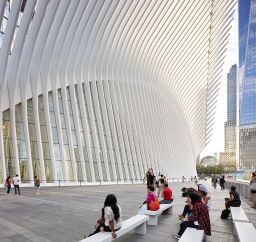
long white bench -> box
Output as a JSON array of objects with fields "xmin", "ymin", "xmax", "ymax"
[
  {"xmin": 144, "ymin": 203, "xmax": 173, "ymax": 225},
  {"xmin": 79, "ymin": 215, "xmax": 149, "ymax": 242},
  {"xmin": 230, "ymin": 207, "xmax": 249, "ymax": 223},
  {"xmin": 234, "ymin": 222, "xmax": 256, "ymax": 242},
  {"xmin": 179, "ymin": 228, "xmax": 205, "ymax": 242}
]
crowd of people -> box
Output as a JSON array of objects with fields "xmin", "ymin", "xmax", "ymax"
[{"xmin": 83, "ymin": 170, "xmax": 256, "ymax": 240}]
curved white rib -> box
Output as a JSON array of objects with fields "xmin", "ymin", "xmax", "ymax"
[{"xmin": 0, "ymin": 0, "xmax": 236, "ymax": 185}]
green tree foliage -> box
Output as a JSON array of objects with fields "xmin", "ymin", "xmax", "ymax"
[{"xmin": 196, "ymin": 164, "xmax": 224, "ymax": 175}]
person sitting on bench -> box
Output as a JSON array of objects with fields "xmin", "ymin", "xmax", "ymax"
[
  {"xmin": 225, "ymin": 186, "xmax": 241, "ymax": 209},
  {"xmin": 172, "ymin": 192, "xmax": 211, "ymax": 240},
  {"xmin": 160, "ymin": 182, "xmax": 173, "ymax": 214},
  {"xmin": 179, "ymin": 188, "xmax": 202, "ymax": 221},
  {"xmin": 86, "ymin": 194, "xmax": 122, "ymax": 239}
]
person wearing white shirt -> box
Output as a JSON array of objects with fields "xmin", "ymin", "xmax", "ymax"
[
  {"xmin": 12, "ymin": 174, "xmax": 21, "ymax": 195},
  {"xmin": 86, "ymin": 194, "xmax": 122, "ymax": 239}
]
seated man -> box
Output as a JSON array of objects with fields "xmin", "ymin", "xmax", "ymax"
[
  {"xmin": 225, "ymin": 186, "xmax": 241, "ymax": 208},
  {"xmin": 160, "ymin": 183, "xmax": 173, "ymax": 214}
]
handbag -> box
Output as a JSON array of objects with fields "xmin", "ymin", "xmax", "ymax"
[
  {"xmin": 149, "ymin": 197, "xmax": 160, "ymax": 211},
  {"xmin": 250, "ymin": 182, "xmax": 256, "ymax": 191}
]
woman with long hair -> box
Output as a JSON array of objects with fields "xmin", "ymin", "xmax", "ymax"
[
  {"xmin": 173, "ymin": 192, "xmax": 211, "ymax": 239},
  {"xmin": 5, "ymin": 176, "xmax": 12, "ymax": 194},
  {"xmin": 87, "ymin": 194, "xmax": 122, "ymax": 239}
]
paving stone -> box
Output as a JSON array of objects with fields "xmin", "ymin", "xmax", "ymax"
[{"xmin": 0, "ymin": 181, "xmax": 255, "ymax": 242}]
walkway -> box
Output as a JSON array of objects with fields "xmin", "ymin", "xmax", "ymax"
[{"xmin": 0, "ymin": 180, "xmax": 255, "ymax": 242}]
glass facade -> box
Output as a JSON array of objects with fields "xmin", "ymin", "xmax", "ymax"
[
  {"xmin": 48, "ymin": 92, "xmax": 64, "ymax": 180},
  {"xmin": 239, "ymin": 0, "xmax": 256, "ymax": 169},
  {"xmin": 65, "ymin": 87, "xmax": 76, "ymax": 181},
  {"xmin": 15, "ymin": 104, "xmax": 29, "ymax": 182},
  {"xmin": 74, "ymin": 85, "xmax": 91, "ymax": 181},
  {"xmin": 27, "ymin": 99, "xmax": 41, "ymax": 179},
  {"xmin": 3, "ymin": 110, "xmax": 15, "ymax": 178},
  {"xmin": 38, "ymin": 95, "xmax": 53, "ymax": 182}
]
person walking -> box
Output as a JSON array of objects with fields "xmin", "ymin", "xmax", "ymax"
[
  {"xmin": 220, "ymin": 175, "xmax": 225, "ymax": 190},
  {"xmin": 34, "ymin": 176, "xmax": 41, "ymax": 195},
  {"xmin": 146, "ymin": 169, "xmax": 155, "ymax": 186},
  {"xmin": 157, "ymin": 174, "xmax": 165, "ymax": 197},
  {"xmin": 212, "ymin": 175, "xmax": 217, "ymax": 189},
  {"xmin": 12, "ymin": 174, "xmax": 21, "ymax": 195},
  {"xmin": 250, "ymin": 172, "xmax": 256, "ymax": 208},
  {"xmin": 5, "ymin": 176, "xmax": 12, "ymax": 194}
]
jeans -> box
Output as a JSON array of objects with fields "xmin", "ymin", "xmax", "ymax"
[
  {"xmin": 160, "ymin": 199, "xmax": 173, "ymax": 214},
  {"xmin": 14, "ymin": 185, "xmax": 20, "ymax": 195},
  {"xmin": 7, "ymin": 186, "xmax": 11, "ymax": 194},
  {"xmin": 178, "ymin": 221, "xmax": 199, "ymax": 236},
  {"xmin": 182, "ymin": 204, "xmax": 192, "ymax": 218},
  {"xmin": 89, "ymin": 224, "xmax": 120, "ymax": 237}
]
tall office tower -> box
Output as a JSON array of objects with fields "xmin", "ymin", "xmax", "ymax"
[
  {"xmin": 224, "ymin": 64, "xmax": 237, "ymax": 171},
  {"xmin": 239, "ymin": 0, "xmax": 256, "ymax": 170}
]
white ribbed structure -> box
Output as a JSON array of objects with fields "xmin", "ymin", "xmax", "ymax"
[{"xmin": 0, "ymin": 0, "xmax": 236, "ymax": 185}]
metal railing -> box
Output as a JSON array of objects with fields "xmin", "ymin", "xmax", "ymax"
[{"xmin": 1, "ymin": 177, "xmax": 196, "ymax": 188}]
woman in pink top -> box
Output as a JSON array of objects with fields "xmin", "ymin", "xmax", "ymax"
[{"xmin": 145, "ymin": 185, "xmax": 156, "ymax": 208}]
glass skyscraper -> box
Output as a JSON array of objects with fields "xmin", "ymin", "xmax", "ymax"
[
  {"xmin": 239, "ymin": 0, "xmax": 256, "ymax": 169},
  {"xmin": 224, "ymin": 64, "xmax": 237, "ymax": 171}
]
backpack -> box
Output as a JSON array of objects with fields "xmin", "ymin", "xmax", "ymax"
[
  {"xmin": 149, "ymin": 197, "xmax": 160, "ymax": 211},
  {"xmin": 221, "ymin": 208, "xmax": 230, "ymax": 219}
]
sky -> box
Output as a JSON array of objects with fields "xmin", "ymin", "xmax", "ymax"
[{"xmin": 200, "ymin": 3, "xmax": 239, "ymax": 159}]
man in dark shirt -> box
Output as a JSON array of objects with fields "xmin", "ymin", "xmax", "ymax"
[
  {"xmin": 225, "ymin": 186, "xmax": 241, "ymax": 208},
  {"xmin": 146, "ymin": 170, "xmax": 155, "ymax": 186}
]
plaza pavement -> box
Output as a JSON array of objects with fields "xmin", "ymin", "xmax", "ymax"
[{"xmin": 0, "ymin": 180, "xmax": 256, "ymax": 242}]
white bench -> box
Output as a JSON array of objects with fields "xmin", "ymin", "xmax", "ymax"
[
  {"xmin": 230, "ymin": 207, "xmax": 249, "ymax": 223},
  {"xmin": 234, "ymin": 222, "xmax": 256, "ymax": 242},
  {"xmin": 144, "ymin": 203, "xmax": 173, "ymax": 225},
  {"xmin": 79, "ymin": 215, "xmax": 149, "ymax": 242},
  {"xmin": 179, "ymin": 228, "xmax": 205, "ymax": 242}
]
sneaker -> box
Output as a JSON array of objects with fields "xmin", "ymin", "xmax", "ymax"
[{"xmin": 171, "ymin": 234, "xmax": 181, "ymax": 240}]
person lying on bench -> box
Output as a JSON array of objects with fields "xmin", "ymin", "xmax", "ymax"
[
  {"xmin": 172, "ymin": 192, "xmax": 211, "ymax": 240},
  {"xmin": 85, "ymin": 194, "xmax": 122, "ymax": 239}
]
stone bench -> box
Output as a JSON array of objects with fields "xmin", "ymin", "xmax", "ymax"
[
  {"xmin": 144, "ymin": 202, "xmax": 173, "ymax": 225},
  {"xmin": 79, "ymin": 215, "xmax": 149, "ymax": 242},
  {"xmin": 234, "ymin": 222, "xmax": 256, "ymax": 242},
  {"xmin": 230, "ymin": 207, "xmax": 249, "ymax": 223},
  {"xmin": 179, "ymin": 228, "xmax": 205, "ymax": 242}
]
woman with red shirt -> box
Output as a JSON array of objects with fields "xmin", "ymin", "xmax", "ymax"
[{"xmin": 172, "ymin": 192, "xmax": 211, "ymax": 239}]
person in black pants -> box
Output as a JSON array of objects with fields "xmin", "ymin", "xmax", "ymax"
[
  {"xmin": 5, "ymin": 176, "xmax": 12, "ymax": 194},
  {"xmin": 220, "ymin": 175, "xmax": 225, "ymax": 189},
  {"xmin": 12, "ymin": 174, "xmax": 21, "ymax": 195}
]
